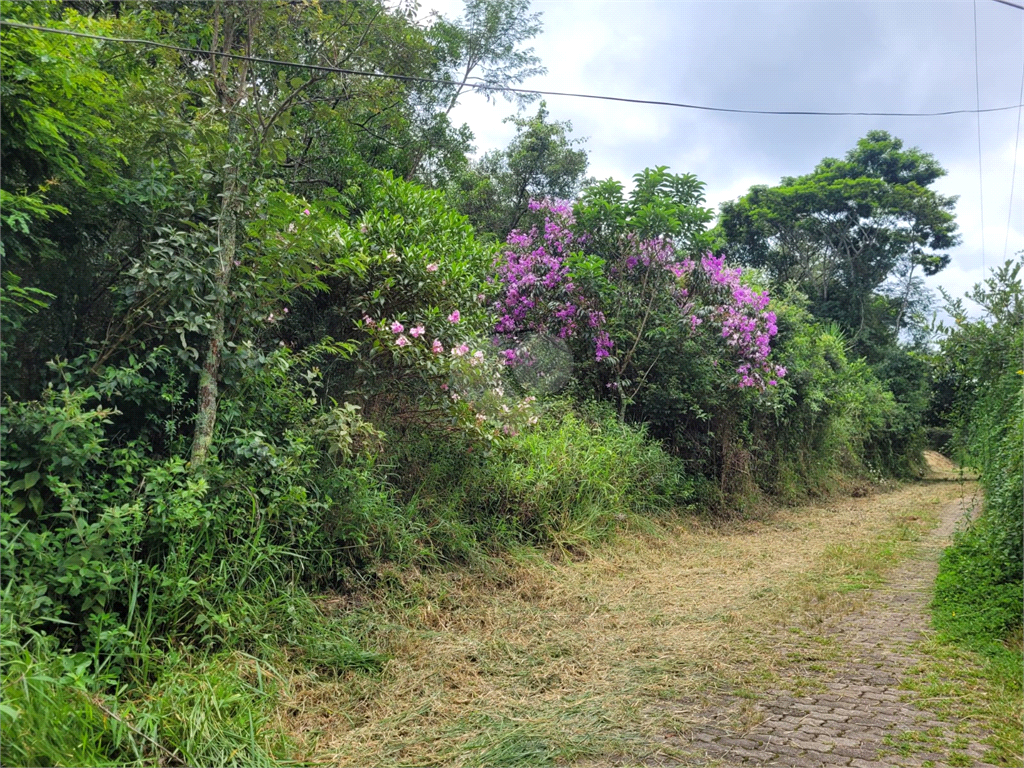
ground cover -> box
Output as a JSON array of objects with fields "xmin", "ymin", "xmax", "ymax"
[{"xmin": 274, "ymin": 453, "xmax": 1018, "ymax": 767}]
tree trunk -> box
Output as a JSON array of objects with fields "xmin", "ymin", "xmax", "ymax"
[
  {"xmin": 893, "ymin": 263, "xmax": 915, "ymax": 340},
  {"xmin": 191, "ymin": 118, "xmax": 240, "ymax": 470}
]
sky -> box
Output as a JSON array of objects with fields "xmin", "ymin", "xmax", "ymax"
[{"xmin": 419, "ymin": 0, "xmax": 1024, "ymax": 317}]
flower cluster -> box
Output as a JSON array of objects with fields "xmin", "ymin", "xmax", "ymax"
[
  {"xmin": 361, "ymin": 312, "xmax": 540, "ymax": 441},
  {"xmin": 683, "ymin": 254, "xmax": 786, "ymax": 390},
  {"xmin": 613, "ymin": 233, "xmax": 677, "ymax": 276},
  {"xmin": 494, "ymin": 200, "xmax": 610, "ymax": 362}
]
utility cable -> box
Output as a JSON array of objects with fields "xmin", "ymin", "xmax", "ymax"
[{"xmin": 2, "ymin": 19, "xmax": 1023, "ymax": 118}]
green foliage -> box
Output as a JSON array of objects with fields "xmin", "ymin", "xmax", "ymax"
[
  {"xmin": 0, "ymin": 627, "xmax": 294, "ymax": 767},
  {"xmin": 716, "ymin": 130, "xmax": 958, "ymax": 361},
  {"xmin": 449, "ymin": 102, "xmax": 589, "ymax": 239},
  {"xmin": 931, "ymin": 259, "xmax": 1023, "ymax": 690},
  {"xmin": 386, "ymin": 404, "xmax": 692, "ymax": 559},
  {"xmin": 0, "ymin": 3, "xmax": 124, "ymax": 261},
  {"xmin": 750, "ymin": 297, "xmax": 894, "ymax": 494}
]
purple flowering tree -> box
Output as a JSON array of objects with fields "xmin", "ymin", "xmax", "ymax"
[
  {"xmin": 492, "ymin": 199, "xmax": 611, "ymax": 367},
  {"xmin": 491, "ymin": 168, "xmax": 786, "ymax": 435}
]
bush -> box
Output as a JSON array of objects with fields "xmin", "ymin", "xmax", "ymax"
[
  {"xmin": 384, "ymin": 403, "xmax": 692, "ymax": 558},
  {"xmin": 931, "ymin": 260, "xmax": 1023, "ymax": 687}
]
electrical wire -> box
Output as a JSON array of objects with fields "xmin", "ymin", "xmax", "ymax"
[
  {"xmin": 2, "ymin": 18, "xmax": 1023, "ymax": 118},
  {"xmin": 990, "ymin": 0, "xmax": 1024, "ymax": 11}
]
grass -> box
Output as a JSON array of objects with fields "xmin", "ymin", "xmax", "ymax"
[
  {"xmin": 0, "ymin": 642, "xmax": 295, "ymax": 768},
  {"xmin": 898, "ymin": 632, "xmax": 1023, "ymax": 766},
  {"xmin": 275, "ymin": 463, "xmax": 979, "ymax": 766},
  {"xmin": 7, "ymin": 450, "xmax": 1008, "ymax": 767}
]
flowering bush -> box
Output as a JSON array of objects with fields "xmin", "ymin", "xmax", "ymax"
[
  {"xmin": 492, "ymin": 200, "xmax": 610, "ymax": 364},
  {"xmin": 361, "ymin": 314, "xmax": 539, "ymax": 443},
  {"xmin": 675, "ymin": 254, "xmax": 786, "ymax": 390},
  {"xmin": 492, "ymin": 193, "xmax": 784, "ymax": 395}
]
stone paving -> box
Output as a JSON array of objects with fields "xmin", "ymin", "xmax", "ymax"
[{"xmin": 667, "ymin": 498, "xmax": 1000, "ymax": 768}]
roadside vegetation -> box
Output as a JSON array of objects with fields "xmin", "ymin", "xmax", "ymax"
[
  {"xmin": 925, "ymin": 262, "xmax": 1024, "ymax": 763},
  {"xmin": 0, "ymin": 2, "xmax": 1019, "ymax": 765}
]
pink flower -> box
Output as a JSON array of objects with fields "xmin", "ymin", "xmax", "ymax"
[
  {"xmin": 448, "ymin": 310, "xmax": 461, "ymax": 324},
  {"xmin": 410, "ymin": 325, "xmax": 425, "ymax": 338},
  {"xmin": 362, "ymin": 315, "xmax": 375, "ymax": 326},
  {"xmin": 282, "ymin": 307, "xmax": 289, "ymax": 314},
  {"xmin": 473, "ymin": 350, "xmax": 484, "ymax": 362},
  {"xmin": 431, "ymin": 339, "xmax": 444, "ymax": 354},
  {"xmin": 395, "ymin": 335, "xmax": 410, "ymax": 347},
  {"xmin": 390, "ymin": 321, "xmax": 404, "ymax": 334},
  {"xmin": 302, "ymin": 208, "xmax": 311, "ymax": 216},
  {"xmin": 452, "ymin": 344, "xmax": 469, "ymax": 357},
  {"xmin": 426, "ymin": 263, "xmax": 439, "ymax": 272},
  {"xmin": 440, "ymin": 383, "xmax": 448, "ymax": 391}
]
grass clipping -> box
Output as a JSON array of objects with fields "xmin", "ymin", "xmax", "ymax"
[{"xmin": 280, "ymin": 458, "xmax": 974, "ymax": 767}]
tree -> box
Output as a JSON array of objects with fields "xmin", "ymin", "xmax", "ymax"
[
  {"xmin": 448, "ymin": 102, "xmax": 588, "ymax": 239},
  {"xmin": 428, "ymin": 0, "xmax": 544, "ymax": 115},
  {"xmin": 716, "ymin": 131, "xmax": 959, "ymax": 360},
  {"xmin": 398, "ymin": 0, "xmax": 545, "ymax": 182}
]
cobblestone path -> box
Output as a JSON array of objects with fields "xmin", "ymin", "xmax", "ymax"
[{"xmin": 669, "ymin": 497, "xmax": 998, "ymax": 768}]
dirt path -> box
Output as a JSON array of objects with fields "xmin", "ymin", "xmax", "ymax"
[
  {"xmin": 286, "ymin": 458, "xmax": 1003, "ymax": 767},
  {"xmin": 669, "ymin": 493, "xmax": 996, "ymax": 768}
]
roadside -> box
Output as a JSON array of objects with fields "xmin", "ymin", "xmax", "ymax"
[
  {"xmin": 663, "ymin": 493, "xmax": 1004, "ymax": 767},
  {"xmin": 281, "ymin": 455, "xmax": 1018, "ymax": 767}
]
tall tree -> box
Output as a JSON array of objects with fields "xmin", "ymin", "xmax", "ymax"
[
  {"xmin": 448, "ymin": 102, "xmax": 588, "ymax": 239},
  {"xmin": 716, "ymin": 131, "xmax": 959, "ymax": 358}
]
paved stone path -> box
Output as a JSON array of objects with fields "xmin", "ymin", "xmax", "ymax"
[{"xmin": 669, "ymin": 497, "xmax": 999, "ymax": 768}]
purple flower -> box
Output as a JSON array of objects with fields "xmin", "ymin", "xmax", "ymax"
[{"xmin": 390, "ymin": 321, "xmax": 404, "ymax": 334}]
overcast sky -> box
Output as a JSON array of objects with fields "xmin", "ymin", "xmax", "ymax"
[{"xmin": 420, "ymin": 0, "xmax": 1024, "ymax": 316}]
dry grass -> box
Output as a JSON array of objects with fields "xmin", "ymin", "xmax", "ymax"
[{"xmin": 278, "ymin": 463, "xmax": 975, "ymax": 766}]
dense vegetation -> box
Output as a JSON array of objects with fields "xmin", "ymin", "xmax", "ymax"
[
  {"xmin": 931, "ymin": 261, "xmax": 1023, "ymax": 690},
  {"xmin": 0, "ymin": 2, "xmax": 1018, "ymax": 764}
]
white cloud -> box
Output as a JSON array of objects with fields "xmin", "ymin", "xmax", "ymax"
[{"xmin": 420, "ymin": 0, "xmax": 1024, "ymax": 305}]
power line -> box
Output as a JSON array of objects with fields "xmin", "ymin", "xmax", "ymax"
[
  {"xmin": 2, "ymin": 18, "xmax": 1023, "ymax": 118},
  {"xmin": 973, "ymin": 0, "xmax": 987, "ymax": 277},
  {"xmin": 1004, "ymin": 57, "xmax": 1024, "ymax": 260},
  {"xmin": 990, "ymin": 0, "xmax": 1024, "ymax": 11}
]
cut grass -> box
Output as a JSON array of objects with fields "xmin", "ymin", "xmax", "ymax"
[{"xmin": 278, "ymin": 471, "xmax": 980, "ymax": 766}]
